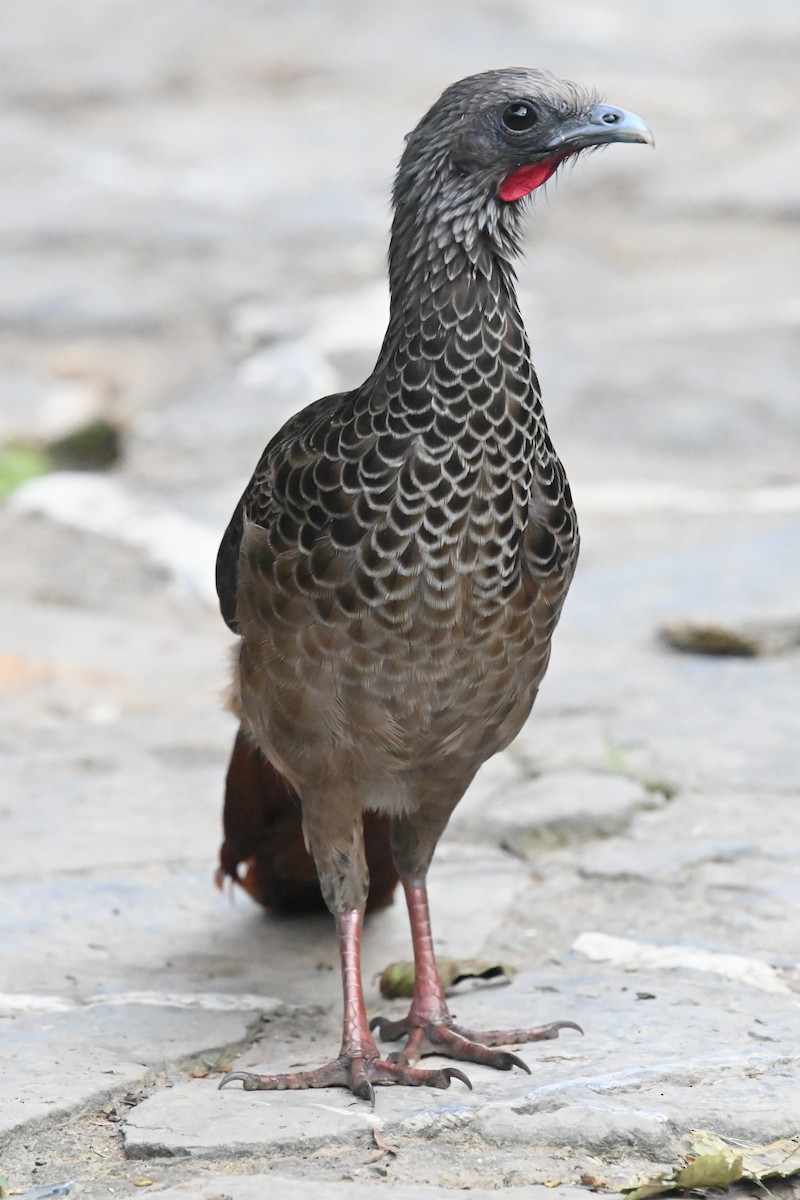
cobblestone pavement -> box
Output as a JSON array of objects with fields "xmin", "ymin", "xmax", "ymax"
[{"xmin": 1, "ymin": 1, "xmax": 799, "ymax": 1197}]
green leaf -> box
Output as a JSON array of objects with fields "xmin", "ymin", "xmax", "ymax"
[
  {"xmin": 0, "ymin": 444, "xmax": 49, "ymax": 501},
  {"xmin": 623, "ymin": 1131, "xmax": 800, "ymax": 1199},
  {"xmin": 379, "ymin": 957, "xmax": 516, "ymax": 999},
  {"xmin": 677, "ymin": 1148, "xmax": 743, "ymax": 1190}
]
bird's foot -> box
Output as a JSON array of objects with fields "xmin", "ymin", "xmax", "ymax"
[
  {"xmin": 370, "ymin": 1015, "xmax": 582, "ymax": 1073},
  {"xmin": 219, "ymin": 1053, "xmax": 471, "ymax": 1105}
]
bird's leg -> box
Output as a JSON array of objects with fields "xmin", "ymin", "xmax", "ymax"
[
  {"xmin": 219, "ymin": 906, "xmax": 470, "ymax": 1102},
  {"xmin": 371, "ymin": 875, "xmax": 581, "ymax": 1074}
]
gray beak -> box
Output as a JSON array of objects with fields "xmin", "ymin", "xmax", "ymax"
[{"xmin": 549, "ymin": 103, "xmax": 654, "ymax": 153}]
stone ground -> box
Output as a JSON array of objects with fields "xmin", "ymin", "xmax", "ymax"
[{"xmin": 1, "ymin": 1, "xmax": 800, "ymax": 1197}]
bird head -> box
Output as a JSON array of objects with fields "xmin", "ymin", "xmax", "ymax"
[{"xmin": 393, "ymin": 68, "xmax": 652, "ymax": 253}]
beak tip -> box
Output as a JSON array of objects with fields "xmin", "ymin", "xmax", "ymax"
[{"xmin": 588, "ymin": 103, "xmax": 654, "ymax": 151}]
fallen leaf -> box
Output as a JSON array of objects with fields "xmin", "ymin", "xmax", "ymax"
[
  {"xmin": 677, "ymin": 1147, "xmax": 743, "ymax": 1192},
  {"xmin": 544, "ymin": 1179, "xmax": 562, "ymax": 1188},
  {"xmin": 659, "ymin": 620, "xmax": 762, "ymax": 658},
  {"xmin": 379, "ymin": 957, "xmax": 516, "ymax": 999},
  {"xmin": 46, "ymin": 419, "xmax": 123, "ymax": 471},
  {"xmin": 622, "ymin": 1131, "xmax": 800, "ymax": 1199},
  {"xmin": 739, "ymin": 1133, "xmax": 800, "ymax": 1180},
  {"xmin": 578, "ymin": 1173, "xmax": 606, "ymax": 1189},
  {"xmin": 185, "ymin": 1051, "xmax": 234, "ymax": 1078},
  {"xmin": 623, "ymin": 1156, "xmax": 741, "ymax": 1199},
  {"xmin": 369, "ymin": 1126, "xmax": 397, "ymax": 1163},
  {"xmin": 133, "ymin": 1182, "xmax": 155, "ymax": 1189},
  {"xmin": 0, "ymin": 444, "xmax": 49, "ymax": 500}
]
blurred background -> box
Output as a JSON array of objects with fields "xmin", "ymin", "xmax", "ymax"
[
  {"xmin": 2, "ymin": 0, "xmax": 800, "ymax": 979},
  {"xmin": 2, "ymin": 0, "xmax": 799, "ymax": 510}
]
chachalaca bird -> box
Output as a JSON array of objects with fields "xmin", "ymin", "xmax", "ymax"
[{"xmin": 216, "ymin": 68, "xmax": 652, "ymax": 1102}]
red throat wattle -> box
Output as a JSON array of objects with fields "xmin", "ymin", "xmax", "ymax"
[{"xmin": 498, "ymin": 153, "xmax": 569, "ymax": 202}]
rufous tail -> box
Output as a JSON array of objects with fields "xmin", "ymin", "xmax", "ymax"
[{"xmin": 217, "ymin": 725, "xmax": 399, "ymax": 914}]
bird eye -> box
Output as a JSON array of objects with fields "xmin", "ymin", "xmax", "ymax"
[{"xmin": 502, "ymin": 100, "xmax": 539, "ymax": 132}]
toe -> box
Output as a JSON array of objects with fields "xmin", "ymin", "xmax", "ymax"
[{"xmin": 370, "ymin": 1015, "xmax": 410, "ymax": 1040}]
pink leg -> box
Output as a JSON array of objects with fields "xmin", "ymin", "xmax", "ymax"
[
  {"xmin": 219, "ymin": 907, "xmax": 470, "ymax": 1103},
  {"xmin": 371, "ymin": 878, "xmax": 582, "ymax": 1073}
]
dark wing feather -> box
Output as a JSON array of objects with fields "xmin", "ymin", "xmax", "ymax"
[{"xmin": 215, "ymin": 391, "xmax": 352, "ymax": 633}]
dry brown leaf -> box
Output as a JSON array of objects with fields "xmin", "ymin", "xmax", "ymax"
[
  {"xmin": 579, "ymin": 1172, "xmax": 607, "ymax": 1189},
  {"xmin": 369, "ymin": 1126, "xmax": 397, "ymax": 1163},
  {"xmin": 659, "ymin": 620, "xmax": 762, "ymax": 657},
  {"xmin": 186, "ymin": 1052, "xmax": 233, "ymax": 1079},
  {"xmin": 731, "ymin": 1132, "xmax": 800, "ymax": 1180}
]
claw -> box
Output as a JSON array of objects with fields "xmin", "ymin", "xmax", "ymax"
[
  {"xmin": 355, "ymin": 1077, "xmax": 376, "ymax": 1106},
  {"xmin": 218, "ymin": 1071, "xmax": 257, "ymax": 1091},
  {"xmin": 502, "ymin": 1052, "xmax": 531, "ymax": 1074},
  {"xmin": 442, "ymin": 1067, "xmax": 472, "ymax": 1090},
  {"xmin": 530, "ymin": 1019, "xmax": 584, "ymax": 1039},
  {"xmin": 369, "ymin": 1015, "xmax": 404, "ymax": 1039}
]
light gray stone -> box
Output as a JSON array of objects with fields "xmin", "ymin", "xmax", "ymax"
[
  {"xmin": 0, "ymin": 1002, "xmax": 268, "ymax": 1139},
  {"xmin": 146, "ymin": 1176, "xmax": 590, "ymax": 1200},
  {"xmin": 451, "ymin": 769, "xmax": 654, "ymax": 849},
  {"xmin": 125, "ymin": 1079, "xmax": 381, "ymax": 1159},
  {"xmin": 123, "ymin": 964, "xmax": 800, "ymax": 1161},
  {"xmin": 9, "ymin": 474, "xmax": 220, "ymax": 606},
  {"xmin": 576, "ymin": 837, "xmax": 754, "ymax": 882}
]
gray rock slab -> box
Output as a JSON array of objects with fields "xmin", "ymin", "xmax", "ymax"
[
  {"xmin": 125, "ymin": 1079, "xmax": 381, "ymax": 1160},
  {"xmin": 0, "ymin": 843, "xmax": 534, "ymax": 1148},
  {"xmin": 0, "ymin": 509, "xmax": 174, "ymax": 620},
  {"xmin": 571, "ymin": 785, "xmax": 800, "ymax": 906},
  {"xmin": 0, "ymin": 1002, "xmax": 268, "ymax": 1140},
  {"xmin": 0, "ymin": 843, "xmax": 531, "ymax": 1001},
  {"xmin": 550, "ymin": 787, "xmax": 800, "ymax": 982},
  {"xmin": 146, "ymin": 1176, "xmax": 590, "ymax": 1200},
  {"xmin": 0, "ymin": 591, "xmax": 229, "ymax": 719},
  {"xmin": 575, "ymin": 836, "xmax": 755, "ymax": 883},
  {"xmin": 516, "ymin": 519, "xmax": 800, "ymax": 793},
  {"xmin": 9, "ymin": 473, "xmax": 220, "ymax": 606},
  {"xmin": 451, "ymin": 769, "xmax": 653, "ymax": 849},
  {"xmin": 124, "ymin": 964, "xmax": 800, "ymax": 1162}
]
